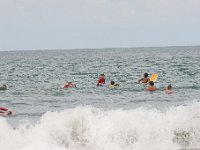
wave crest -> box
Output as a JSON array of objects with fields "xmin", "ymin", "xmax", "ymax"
[{"xmin": 1, "ymin": 102, "xmax": 200, "ymax": 150}]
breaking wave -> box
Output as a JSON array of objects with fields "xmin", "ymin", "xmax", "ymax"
[{"xmin": 1, "ymin": 102, "xmax": 200, "ymax": 150}]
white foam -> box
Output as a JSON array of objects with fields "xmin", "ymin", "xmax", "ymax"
[{"xmin": 1, "ymin": 102, "xmax": 200, "ymax": 150}]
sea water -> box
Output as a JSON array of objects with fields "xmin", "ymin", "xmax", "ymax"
[{"xmin": 0, "ymin": 46, "xmax": 200, "ymax": 150}]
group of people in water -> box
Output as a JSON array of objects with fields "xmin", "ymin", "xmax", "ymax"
[
  {"xmin": 0, "ymin": 72, "xmax": 173, "ymax": 116},
  {"xmin": 138, "ymin": 72, "xmax": 173, "ymax": 94},
  {"xmin": 64, "ymin": 72, "xmax": 173, "ymax": 94},
  {"xmin": 97, "ymin": 74, "xmax": 119, "ymax": 88},
  {"xmin": 64, "ymin": 73, "xmax": 119, "ymax": 89}
]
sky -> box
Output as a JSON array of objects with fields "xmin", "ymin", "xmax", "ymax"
[{"xmin": 0, "ymin": 0, "xmax": 200, "ymax": 50}]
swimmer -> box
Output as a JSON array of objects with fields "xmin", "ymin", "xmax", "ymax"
[
  {"xmin": 0, "ymin": 84, "xmax": 7, "ymax": 90},
  {"xmin": 165, "ymin": 84, "xmax": 173, "ymax": 94},
  {"xmin": 138, "ymin": 73, "xmax": 150, "ymax": 84},
  {"xmin": 146, "ymin": 81, "xmax": 157, "ymax": 91},
  {"xmin": 97, "ymin": 74, "xmax": 105, "ymax": 86},
  {"xmin": 108, "ymin": 81, "xmax": 119, "ymax": 89}
]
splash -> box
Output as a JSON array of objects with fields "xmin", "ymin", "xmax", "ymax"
[{"xmin": 1, "ymin": 102, "xmax": 200, "ymax": 150}]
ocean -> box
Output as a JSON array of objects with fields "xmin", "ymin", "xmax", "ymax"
[{"xmin": 0, "ymin": 46, "xmax": 200, "ymax": 150}]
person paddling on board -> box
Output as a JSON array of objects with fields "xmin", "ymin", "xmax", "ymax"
[
  {"xmin": 64, "ymin": 82, "xmax": 76, "ymax": 88},
  {"xmin": 165, "ymin": 84, "xmax": 173, "ymax": 94},
  {"xmin": 0, "ymin": 107, "xmax": 13, "ymax": 116},
  {"xmin": 138, "ymin": 73, "xmax": 150, "ymax": 84},
  {"xmin": 146, "ymin": 81, "xmax": 157, "ymax": 91},
  {"xmin": 97, "ymin": 74, "xmax": 105, "ymax": 86}
]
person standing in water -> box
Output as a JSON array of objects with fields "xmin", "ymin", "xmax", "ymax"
[
  {"xmin": 138, "ymin": 73, "xmax": 150, "ymax": 84},
  {"xmin": 97, "ymin": 74, "xmax": 105, "ymax": 86},
  {"xmin": 146, "ymin": 81, "xmax": 157, "ymax": 91}
]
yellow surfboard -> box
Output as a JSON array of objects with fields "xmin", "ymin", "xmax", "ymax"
[{"xmin": 150, "ymin": 73, "xmax": 158, "ymax": 82}]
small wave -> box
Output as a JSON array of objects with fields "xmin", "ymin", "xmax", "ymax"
[{"xmin": 10, "ymin": 102, "xmax": 33, "ymax": 106}]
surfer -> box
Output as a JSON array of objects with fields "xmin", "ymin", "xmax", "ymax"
[
  {"xmin": 97, "ymin": 74, "xmax": 105, "ymax": 86},
  {"xmin": 146, "ymin": 81, "xmax": 157, "ymax": 91},
  {"xmin": 165, "ymin": 84, "xmax": 173, "ymax": 94},
  {"xmin": 0, "ymin": 107, "xmax": 14, "ymax": 116},
  {"xmin": 64, "ymin": 82, "xmax": 76, "ymax": 88},
  {"xmin": 138, "ymin": 73, "xmax": 150, "ymax": 84},
  {"xmin": 108, "ymin": 81, "xmax": 119, "ymax": 89}
]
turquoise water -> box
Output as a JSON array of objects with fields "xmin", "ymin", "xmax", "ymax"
[{"xmin": 0, "ymin": 46, "xmax": 200, "ymax": 150}]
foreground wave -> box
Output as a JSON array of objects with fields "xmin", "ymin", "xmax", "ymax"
[{"xmin": 1, "ymin": 102, "xmax": 200, "ymax": 150}]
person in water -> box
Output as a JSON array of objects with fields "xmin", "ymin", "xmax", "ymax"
[
  {"xmin": 146, "ymin": 81, "xmax": 157, "ymax": 91},
  {"xmin": 138, "ymin": 73, "xmax": 150, "ymax": 84},
  {"xmin": 0, "ymin": 84, "xmax": 7, "ymax": 90},
  {"xmin": 64, "ymin": 82, "xmax": 76, "ymax": 88},
  {"xmin": 165, "ymin": 84, "xmax": 173, "ymax": 94},
  {"xmin": 0, "ymin": 107, "xmax": 13, "ymax": 116},
  {"xmin": 108, "ymin": 81, "xmax": 119, "ymax": 89},
  {"xmin": 97, "ymin": 74, "xmax": 105, "ymax": 86}
]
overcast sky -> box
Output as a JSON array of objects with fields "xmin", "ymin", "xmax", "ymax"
[{"xmin": 0, "ymin": 0, "xmax": 200, "ymax": 50}]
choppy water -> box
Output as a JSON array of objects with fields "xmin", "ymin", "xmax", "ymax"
[{"xmin": 0, "ymin": 46, "xmax": 200, "ymax": 150}]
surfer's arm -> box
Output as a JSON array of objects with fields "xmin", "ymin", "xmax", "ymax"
[
  {"xmin": 138, "ymin": 78, "xmax": 142, "ymax": 83},
  {"xmin": 0, "ymin": 110, "xmax": 8, "ymax": 116}
]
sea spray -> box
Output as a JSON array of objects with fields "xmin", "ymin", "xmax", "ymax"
[{"xmin": 1, "ymin": 102, "xmax": 200, "ymax": 150}]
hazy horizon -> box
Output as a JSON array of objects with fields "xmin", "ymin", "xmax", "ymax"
[{"xmin": 0, "ymin": 44, "xmax": 199, "ymax": 52}]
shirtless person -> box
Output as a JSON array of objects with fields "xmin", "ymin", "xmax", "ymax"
[
  {"xmin": 138, "ymin": 73, "xmax": 150, "ymax": 84},
  {"xmin": 165, "ymin": 84, "xmax": 173, "ymax": 94},
  {"xmin": 146, "ymin": 81, "xmax": 158, "ymax": 91}
]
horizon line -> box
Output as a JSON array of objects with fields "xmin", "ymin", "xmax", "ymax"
[{"xmin": 1, "ymin": 44, "xmax": 200, "ymax": 52}]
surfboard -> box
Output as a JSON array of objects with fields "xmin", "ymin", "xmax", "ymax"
[{"xmin": 150, "ymin": 73, "xmax": 158, "ymax": 82}]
